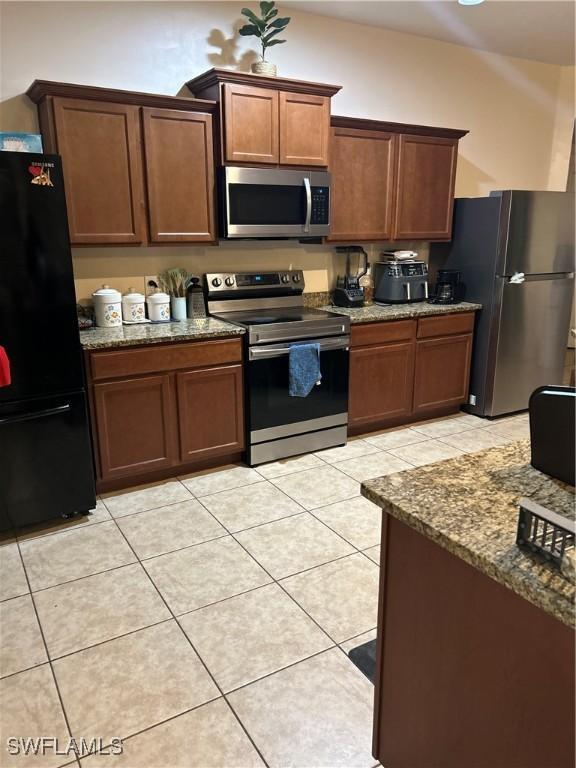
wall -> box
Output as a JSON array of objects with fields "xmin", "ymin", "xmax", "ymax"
[{"xmin": 1, "ymin": 1, "xmax": 573, "ymax": 297}]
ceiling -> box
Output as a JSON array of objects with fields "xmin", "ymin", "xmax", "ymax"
[{"xmin": 283, "ymin": 1, "xmax": 575, "ymax": 66}]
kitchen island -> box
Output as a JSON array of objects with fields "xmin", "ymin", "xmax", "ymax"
[{"xmin": 362, "ymin": 440, "xmax": 575, "ymax": 768}]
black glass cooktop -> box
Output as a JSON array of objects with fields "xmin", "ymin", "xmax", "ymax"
[{"xmin": 211, "ymin": 307, "xmax": 345, "ymax": 328}]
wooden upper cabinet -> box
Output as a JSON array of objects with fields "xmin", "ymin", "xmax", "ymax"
[
  {"xmin": 52, "ymin": 97, "xmax": 146, "ymax": 245},
  {"xmin": 394, "ymin": 134, "xmax": 459, "ymax": 240},
  {"xmin": 223, "ymin": 83, "xmax": 279, "ymax": 164},
  {"xmin": 142, "ymin": 107, "xmax": 215, "ymax": 242},
  {"xmin": 329, "ymin": 127, "xmax": 397, "ymax": 242},
  {"xmin": 329, "ymin": 116, "xmax": 468, "ymax": 242},
  {"xmin": 27, "ymin": 80, "xmax": 218, "ymax": 247},
  {"xmin": 279, "ymin": 92, "xmax": 330, "ymax": 166},
  {"xmin": 186, "ymin": 69, "xmax": 341, "ymax": 168}
]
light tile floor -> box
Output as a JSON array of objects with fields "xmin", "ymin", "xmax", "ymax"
[{"xmin": 0, "ymin": 411, "xmax": 529, "ymax": 768}]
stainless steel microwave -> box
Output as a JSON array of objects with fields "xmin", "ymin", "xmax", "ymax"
[{"xmin": 219, "ymin": 167, "xmax": 330, "ymax": 239}]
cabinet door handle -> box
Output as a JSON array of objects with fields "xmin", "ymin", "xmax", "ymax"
[{"xmin": 303, "ymin": 177, "xmax": 312, "ymax": 233}]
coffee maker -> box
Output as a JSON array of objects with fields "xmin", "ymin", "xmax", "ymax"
[{"xmin": 430, "ymin": 269, "xmax": 464, "ymax": 304}]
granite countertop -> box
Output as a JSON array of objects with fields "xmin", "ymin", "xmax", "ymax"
[
  {"xmin": 80, "ymin": 317, "xmax": 245, "ymax": 350},
  {"xmin": 362, "ymin": 440, "xmax": 575, "ymax": 627},
  {"xmin": 321, "ymin": 301, "xmax": 482, "ymax": 323}
]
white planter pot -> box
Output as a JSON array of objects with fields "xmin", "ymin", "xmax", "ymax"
[
  {"xmin": 146, "ymin": 292, "xmax": 171, "ymax": 323},
  {"xmin": 92, "ymin": 286, "xmax": 122, "ymax": 328}
]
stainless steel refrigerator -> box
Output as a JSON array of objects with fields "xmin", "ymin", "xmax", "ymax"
[{"xmin": 430, "ymin": 190, "xmax": 575, "ymax": 417}]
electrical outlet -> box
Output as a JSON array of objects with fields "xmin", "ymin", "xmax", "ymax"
[{"xmin": 144, "ymin": 275, "xmax": 159, "ymax": 296}]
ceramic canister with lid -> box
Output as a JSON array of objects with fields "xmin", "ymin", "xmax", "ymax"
[
  {"xmin": 146, "ymin": 291, "xmax": 171, "ymax": 323},
  {"xmin": 92, "ymin": 286, "xmax": 122, "ymax": 327},
  {"xmin": 122, "ymin": 288, "xmax": 146, "ymax": 323}
]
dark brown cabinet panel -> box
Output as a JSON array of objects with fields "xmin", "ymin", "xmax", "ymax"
[
  {"xmin": 413, "ymin": 333, "xmax": 472, "ymax": 415},
  {"xmin": 86, "ymin": 337, "xmax": 245, "ymax": 492},
  {"xmin": 142, "ymin": 107, "xmax": 215, "ymax": 242},
  {"xmin": 52, "ymin": 97, "xmax": 146, "ymax": 245},
  {"xmin": 394, "ymin": 134, "xmax": 458, "ymax": 240},
  {"xmin": 349, "ymin": 341, "xmax": 415, "ymax": 429},
  {"xmin": 93, "ymin": 374, "xmax": 177, "ymax": 481},
  {"xmin": 177, "ymin": 364, "xmax": 244, "ymax": 463},
  {"xmin": 329, "ymin": 127, "xmax": 396, "ymax": 241},
  {"xmin": 186, "ymin": 69, "xmax": 340, "ymax": 168},
  {"xmin": 279, "ymin": 91, "xmax": 330, "ymax": 167},
  {"xmin": 223, "ymin": 83, "xmax": 279, "ymax": 164},
  {"xmin": 329, "ymin": 116, "xmax": 467, "ymax": 242}
]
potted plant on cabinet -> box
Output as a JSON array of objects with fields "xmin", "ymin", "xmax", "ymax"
[{"xmin": 239, "ymin": 1, "xmax": 290, "ymax": 76}]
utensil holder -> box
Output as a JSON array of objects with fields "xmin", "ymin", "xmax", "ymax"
[{"xmin": 171, "ymin": 296, "xmax": 186, "ymax": 321}]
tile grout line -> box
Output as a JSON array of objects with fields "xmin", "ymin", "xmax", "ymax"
[
  {"xmin": 106, "ymin": 511, "xmax": 272, "ymax": 768},
  {"xmin": 13, "ymin": 538, "xmax": 78, "ymax": 749},
  {"xmin": 193, "ymin": 493, "xmax": 365, "ymax": 651}
]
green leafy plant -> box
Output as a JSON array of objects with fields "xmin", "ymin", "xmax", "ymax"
[{"xmin": 239, "ymin": 2, "xmax": 290, "ymax": 61}]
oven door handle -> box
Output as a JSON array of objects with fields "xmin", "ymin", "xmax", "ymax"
[
  {"xmin": 249, "ymin": 335, "xmax": 350, "ymax": 360},
  {"xmin": 303, "ymin": 177, "xmax": 312, "ymax": 234}
]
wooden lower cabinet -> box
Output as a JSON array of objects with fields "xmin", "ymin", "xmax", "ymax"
[
  {"xmin": 93, "ymin": 374, "xmax": 177, "ymax": 481},
  {"xmin": 348, "ymin": 314, "xmax": 474, "ymax": 433},
  {"xmin": 413, "ymin": 333, "xmax": 472, "ymax": 416},
  {"xmin": 349, "ymin": 342, "xmax": 415, "ymax": 430},
  {"xmin": 177, "ymin": 365, "xmax": 244, "ymax": 463},
  {"xmin": 87, "ymin": 337, "xmax": 244, "ymax": 490}
]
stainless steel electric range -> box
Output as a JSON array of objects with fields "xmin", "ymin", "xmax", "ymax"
[{"xmin": 206, "ymin": 270, "xmax": 350, "ymax": 466}]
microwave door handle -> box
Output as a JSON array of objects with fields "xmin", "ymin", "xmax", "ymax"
[{"xmin": 303, "ymin": 177, "xmax": 312, "ymax": 233}]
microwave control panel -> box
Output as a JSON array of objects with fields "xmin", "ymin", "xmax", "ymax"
[{"xmin": 310, "ymin": 187, "xmax": 330, "ymax": 225}]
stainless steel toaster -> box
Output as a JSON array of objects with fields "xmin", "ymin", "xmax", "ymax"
[{"xmin": 373, "ymin": 261, "xmax": 429, "ymax": 304}]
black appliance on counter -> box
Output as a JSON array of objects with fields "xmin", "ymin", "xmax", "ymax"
[
  {"xmin": 206, "ymin": 271, "xmax": 350, "ymax": 465},
  {"xmin": 373, "ymin": 259, "xmax": 429, "ymax": 304},
  {"xmin": 529, "ymin": 385, "xmax": 575, "ymax": 486},
  {"xmin": 0, "ymin": 152, "xmax": 95, "ymax": 531},
  {"xmin": 332, "ymin": 246, "xmax": 368, "ymax": 308},
  {"xmin": 429, "ymin": 269, "xmax": 464, "ymax": 304}
]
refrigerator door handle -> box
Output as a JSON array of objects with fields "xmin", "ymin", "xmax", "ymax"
[
  {"xmin": 0, "ymin": 403, "xmax": 71, "ymax": 426},
  {"xmin": 508, "ymin": 272, "xmax": 525, "ymax": 284}
]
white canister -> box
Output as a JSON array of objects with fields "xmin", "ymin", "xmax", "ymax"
[
  {"xmin": 122, "ymin": 288, "xmax": 146, "ymax": 323},
  {"xmin": 92, "ymin": 286, "xmax": 122, "ymax": 328},
  {"xmin": 146, "ymin": 292, "xmax": 171, "ymax": 323}
]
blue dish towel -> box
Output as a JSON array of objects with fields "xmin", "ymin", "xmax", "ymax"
[{"xmin": 288, "ymin": 342, "xmax": 322, "ymax": 397}]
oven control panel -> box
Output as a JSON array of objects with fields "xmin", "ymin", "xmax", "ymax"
[{"xmin": 205, "ymin": 270, "xmax": 305, "ymax": 295}]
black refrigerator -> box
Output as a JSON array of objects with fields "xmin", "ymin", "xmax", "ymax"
[
  {"xmin": 0, "ymin": 152, "xmax": 95, "ymax": 531},
  {"xmin": 431, "ymin": 190, "xmax": 574, "ymax": 417}
]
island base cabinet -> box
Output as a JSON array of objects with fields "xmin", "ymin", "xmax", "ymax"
[
  {"xmin": 373, "ymin": 514, "xmax": 575, "ymax": 768},
  {"xmin": 349, "ymin": 342, "xmax": 415, "ymax": 430},
  {"xmin": 177, "ymin": 364, "xmax": 244, "ymax": 464},
  {"xmin": 93, "ymin": 375, "xmax": 177, "ymax": 482}
]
